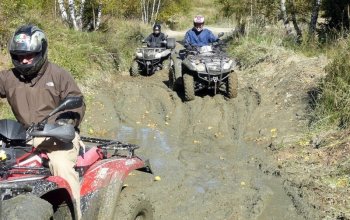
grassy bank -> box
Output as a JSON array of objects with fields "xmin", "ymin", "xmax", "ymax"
[{"xmin": 225, "ymin": 22, "xmax": 350, "ymax": 218}]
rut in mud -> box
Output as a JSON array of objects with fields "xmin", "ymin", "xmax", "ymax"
[{"xmin": 84, "ymin": 43, "xmax": 327, "ymax": 219}]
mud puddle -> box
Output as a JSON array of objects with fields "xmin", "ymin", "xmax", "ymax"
[{"xmin": 84, "ymin": 69, "xmax": 305, "ymax": 219}]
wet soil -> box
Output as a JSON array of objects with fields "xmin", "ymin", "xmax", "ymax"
[{"xmin": 82, "ymin": 44, "xmax": 327, "ymax": 219}]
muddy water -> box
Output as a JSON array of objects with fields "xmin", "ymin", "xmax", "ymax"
[{"xmin": 88, "ymin": 71, "xmax": 304, "ymax": 219}]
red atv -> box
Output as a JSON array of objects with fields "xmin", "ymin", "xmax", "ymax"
[{"xmin": 0, "ymin": 97, "xmax": 154, "ymax": 220}]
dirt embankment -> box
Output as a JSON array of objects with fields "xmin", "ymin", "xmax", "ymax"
[{"xmin": 83, "ymin": 40, "xmax": 329, "ymax": 219}]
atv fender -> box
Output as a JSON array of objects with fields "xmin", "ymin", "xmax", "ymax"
[
  {"xmin": 80, "ymin": 156, "xmax": 149, "ymax": 195},
  {"xmin": 182, "ymin": 59, "xmax": 197, "ymax": 72},
  {"xmin": 80, "ymin": 157, "xmax": 151, "ymax": 219},
  {"xmin": 160, "ymin": 49, "xmax": 171, "ymax": 58}
]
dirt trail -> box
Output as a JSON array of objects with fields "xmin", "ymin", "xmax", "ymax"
[
  {"xmin": 82, "ymin": 28, "xmax": 328, "ymax": 219},
  {"xmin": 84, "ymin": 46, "xmax": 325, "ymax": 219}
]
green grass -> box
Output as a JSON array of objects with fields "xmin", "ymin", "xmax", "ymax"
[
  {"xmin": 311, "ymin": 40, "xmax": 350, "ymax": 128},
  {"xmin": 227, "ymin": 23, "xmax": 285, "ymax": 69}
]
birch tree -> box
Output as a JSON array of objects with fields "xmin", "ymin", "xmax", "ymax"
[
  {"xmin": 68, "ymin": 0, "xmax": 79, "ymax": 30},
  {"xmin": 95, "ymin": 3, "xmax": 102, "ymax": 30},
  {"xmin": 57, "ymin": 0, "xmax": 83, "ymax": 30},
  {"xmin": 290, "ymin": 0, "xmax": 302, "ymax": 42},
  {"xmin": 57, "ymin": 0, "xmax": 104, "ymax": 31},
  {"xmin": 140, "ymin": 0, "xmax": 161, "ymax": 24},
  {"xmin": 309, "ymin": 0, "xmax": 321, "ymax": 36},
  {"xmin": 57, "ymin": 0, "xmax": 68, "ymax": 21},
  {"xmin": 280, "ymin": 0, "xmax": 292, "ymax": 35}
]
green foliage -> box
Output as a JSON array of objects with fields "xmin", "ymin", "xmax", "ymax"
[
  {"xmin": 313, "ymin": 40, "xmax": 350, "ymax": 128},
  {"xmin": 158, "ymin": 0, "xmax": 191, "ymax": 21},
  {"xmin": 101, "ymin": 0, "xmax": 139, "ymax": 18},
  {"xmin": 322, "ymin": 0, "xmax": 350, "ymax": 30},
  {"xmin": 227, "ymin": 24, "xmax": 283, "ymax": 69},
  {"xmin": 96, "ymin": 19, "xmax": 147, "ymax": 71}
]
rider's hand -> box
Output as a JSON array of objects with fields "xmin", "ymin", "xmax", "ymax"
[{"xmin": 185, "ymin": 45, "xmax": 193, "ymax": 50}]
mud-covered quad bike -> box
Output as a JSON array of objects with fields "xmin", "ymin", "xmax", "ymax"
[
  {"xmin": 131, "ymin": 38, "xmax": 176, "ymax": 76},
  {"xmin": 169, "ymin": 33, "xmax": 238, "ymax": 101},
  {"xmin": 0, "ymin": 97, "xmax": 154, "ymax": 220}
]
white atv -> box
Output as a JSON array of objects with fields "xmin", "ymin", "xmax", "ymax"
[
  {"xmin": 131, "ymin": 38, "xmax": 176, "ymax": 76},
  {"xmin": 169, "ymin": 33, "xmax": 238, "ymax": 101}
]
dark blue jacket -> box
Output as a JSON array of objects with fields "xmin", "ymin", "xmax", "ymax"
[
  {"xmin": 145, "ymin": 33, "xmax": 167, "ymax": 48},
  {"xmin": 184, "ymin": 28, "xmax": 217, "ymax": 47}
]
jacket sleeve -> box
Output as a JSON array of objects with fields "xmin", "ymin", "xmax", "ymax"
[
  {"xmin": 207, "ymin": 30, "xmax": 218, "ymax": 43},
  {"xmin": 161, "ymin": 33, "xmax": 167, "ymax": 41},
  {"xmin": 145, "ymin": 34, "xmax": 153, "ymax": 46},
  {"xmin": 184, "ymin": 30, "xmax": 192, "ymax": 47},
  {"xmin": 56, "ymin": 69, "xmax": 86, "ymax": 128}
]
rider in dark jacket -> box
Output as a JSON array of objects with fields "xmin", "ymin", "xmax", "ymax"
[{"xmin": 144, "ymin": 24, "xmax": 167, "ymax": 48}]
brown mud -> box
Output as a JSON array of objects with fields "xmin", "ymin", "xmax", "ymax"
[{"xmin": 82, "ymin": 41, "xmax": 328, "ymax": 219}]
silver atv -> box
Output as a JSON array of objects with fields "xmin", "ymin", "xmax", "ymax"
[
  {"xmin": 131, "ymin": 38, "xmax": 176, "ymax": 76},
  {"xmin": 169, "ymin": 33, "xmax": 238, "ymax": 101}
]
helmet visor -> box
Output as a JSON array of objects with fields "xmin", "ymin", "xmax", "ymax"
[{"xmin": 9, "ymin": 32, "xmax": 43, "ymax": 55}]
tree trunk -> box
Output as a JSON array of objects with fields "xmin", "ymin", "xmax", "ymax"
[
  {"xmin": 57, "ymin": 0, "xmax": 68, "ymax": 21},
  {"xmin": 280, "ymin": 0, "xmax": 292, "ymax": 35},
  {"xmin": 95, "ymin": 3, "xmax": 102, "ymax": 30},
  {"xmin": 76, "ymin": 0, "xmax": 86, "ymax": 29},
  {"xmin": 142, "ymin": 0, "xmax": 147, "ymax": 23},
  {"xmin": 140, "ymin": 0, "xmax": 144, "ymax": 23},
  {"xmin": 151, "ymin": 0, "xmax": 156, "ymax": 23},
  {"xmin": 309, "ymin": 0, "xmax": 321, "ymax": 36},
  {"xmin": 68, "ymin": 0, "xmax": 79, "ymax": 30},
  {"xmin": 291, "ymin": 0, "xmax": 302, "ymax": 42},
  {"xmin": 146, "ymin": 0, "xmax": 150, "ymax": 23},
  {"xmin": 153, "ymin": 0, "xmax": 161, "ymax": 25},
  {"xmin": 92, "ymin": 3, "xmax": 96, "ymax": 30}
]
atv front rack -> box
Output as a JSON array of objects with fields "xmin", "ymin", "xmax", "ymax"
[{"xmin": 80, "ymin": 136, "xmax": 140, "ymax": 158}]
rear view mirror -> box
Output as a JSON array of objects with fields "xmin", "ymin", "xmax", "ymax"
[{"xmin": 47, "ymin": 97, "xmax": 83, "ymax": 119}]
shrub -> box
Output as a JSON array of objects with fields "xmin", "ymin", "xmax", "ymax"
[{"xmin": 313, "ymin": 40, "xmax": 350, "ymax": 128}]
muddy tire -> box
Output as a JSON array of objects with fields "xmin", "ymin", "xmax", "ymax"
[
  {"xmin": 131, "ymin": 61, "xmax": 140, "ymax": 77},
  {"xmin": 163, "ymin": 58, "xmax": 171, "ymax": 70},
  {"xmin": 226, "ymin": 71, "xmax": 238, "ymax": 98},
  {"xmin": 168, "ymin": 66, "xmax": 177, "ymax": 91},
  {"xmin": 183, "ymin": 73, "xmax": 195, "ymax": 101},
  {"xmin": 2, "ymin": 195, "xmax": 53, "ymax": 220},
  {"xmin": 114, "ymin": 187, "xmax": 154, "ymax": 220},
  {"xmin": 53, "ymin": 203, "xmax": 73, "ymax": 220}
]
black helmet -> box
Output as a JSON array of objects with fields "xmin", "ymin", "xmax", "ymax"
[
  {"xmin": 9, "ymin": 25, "xmax": 48, "ymax": 77},
  {"xmin": 153, "ymin": 24, "xmax": 161, "ymax": 34}
]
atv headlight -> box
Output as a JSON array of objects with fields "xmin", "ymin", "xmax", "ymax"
[
  {"xmin": 155, "ymin": 53, "xmax": 162, "ymax": 59},
  {"xmin": 135, "ymin": 52, "xmax": 143, "ymax": 58},
  {"xmin": 195, "ymin": 63, "xmax": 206, "ymax": 72},
  {"xmin": 207, "ymin": 64, "xmax": 220, "ymax": 72},
  {"xmin": 222, "ymin": 60, "xmax": 233, "ymax": 70},
  {"xmin": 0, "ymin": 150, "xmax": 7, "ymax": 161}
]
